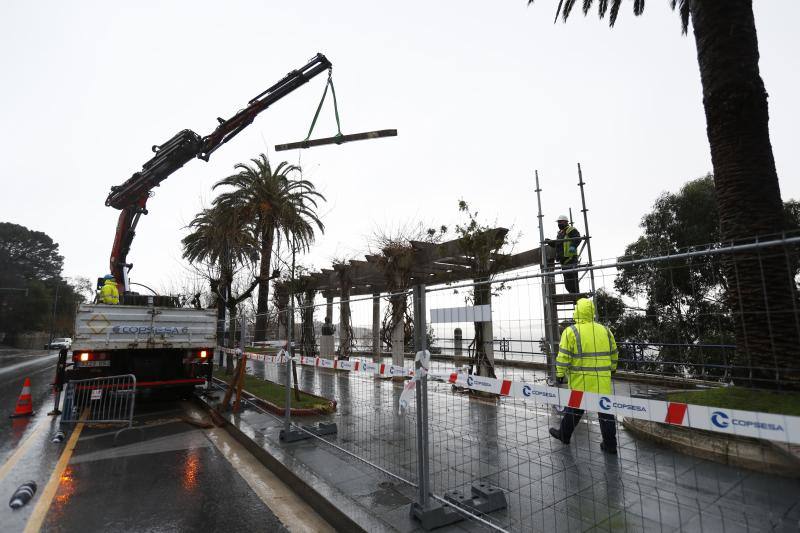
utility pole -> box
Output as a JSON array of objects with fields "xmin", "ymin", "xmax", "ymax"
[{"xmin": 47, "ymin": 281, "xmax": 62, "ymax": 349}]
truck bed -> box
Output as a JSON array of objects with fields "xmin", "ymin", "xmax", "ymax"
[{"xmin": 72, "ymin": 303, "xmax": 216, "ymax": 351}]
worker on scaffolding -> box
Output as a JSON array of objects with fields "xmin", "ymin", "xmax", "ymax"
[
  {"xmin": 546, "ymin": 215, "xmax": 581, "ymax": 294},
  {"xmin": 548, "ymin": 298, "xmax": 618, "ymax": 454}
]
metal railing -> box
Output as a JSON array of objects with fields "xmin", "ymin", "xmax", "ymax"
[{"xmin": 61, "ymin": 374, "xmax": 138, "ymax": 442}]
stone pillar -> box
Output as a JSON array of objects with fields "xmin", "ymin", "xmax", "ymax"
[
  {"xmin": 275, "ymin": 285, "xmax": 289, "ymax": 341},
  {"xmin": 320, "ymin": 292, "xmax": 335, "ymax": 358},
  {"xmin": 454, "ymin": 327, "xmax": 463, "ymax": 361},
  {"xmin": 320, "ymin": 318, "xmax": 335, "ymax": 359},
  {"xmin": 372, "ymin": 292, "xmax": 381, "ymax": 362},
  {"xmin": 325, "ymin": 293, "xmax": 334, "ymax": 324},
  {"xmin": 481, "ymin": 306, "xmax": 495, "ymax": 371}
]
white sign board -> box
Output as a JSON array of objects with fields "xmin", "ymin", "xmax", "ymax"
[
  {"xmin": 430, "ymin": 305, "xmax": 492, "ymax": 323},
  {"xmin": 90, "ymin": 389, "xmax": 103, "ymax": 401}
]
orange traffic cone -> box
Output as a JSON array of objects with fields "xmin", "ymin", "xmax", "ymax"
[{"xmin": 10, "ymin": 378, "xmax": 34, "ymax": 418}]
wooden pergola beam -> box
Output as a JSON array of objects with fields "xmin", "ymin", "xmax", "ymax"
[{"xmin": 274, "ymin": 129, "xmax": 397, "ymax": 152}]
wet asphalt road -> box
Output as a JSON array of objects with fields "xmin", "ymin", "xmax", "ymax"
[
  {"xmin": 0, "ymin": 349, "xmax": 306, "ymax": 533},
  {"xmin": 0, "ymin": 349, "xmax": 60, "ymax": 457}
]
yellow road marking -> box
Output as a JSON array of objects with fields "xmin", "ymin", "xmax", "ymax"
[
  {"xmin": 24, "ymin": 413, "xmax": 87, "ymax": 533},
  {"xmin": 206, "ymin": 427, "xmax": 335, "ymax": 533},
  {"xmin": 0, "ymin": 419, "xmax": 46, "ymax": 482}
]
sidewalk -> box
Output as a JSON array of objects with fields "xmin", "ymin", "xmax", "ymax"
[{"xmin": 220, "ymin": 357, "xmax": 800, "ymax": 532}]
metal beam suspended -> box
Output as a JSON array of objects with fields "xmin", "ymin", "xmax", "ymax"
[{"xmin": 274, "ymin": 129, "xmax": 397, "ymax": 151}]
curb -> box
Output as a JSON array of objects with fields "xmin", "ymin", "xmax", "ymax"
[{"xmin": 622, "ymin": 417, "xmax": 800, "ymax": 478}]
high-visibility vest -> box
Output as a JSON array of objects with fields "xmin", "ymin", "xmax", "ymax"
[
  {"xmin": 555, "ymin": 298, "xmax": 618, "ymax": 394},
  {"xmin": 99, "ymin": 280, "xmax": 119, "ymax": 305},
  {"xmin": 559, "ymin": 225, "xmax": 579, "ymax": 263}
]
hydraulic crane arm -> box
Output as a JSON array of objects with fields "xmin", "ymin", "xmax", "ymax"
[{"xmin": 105, "ymin": 53, "xmax": 331, "ymax": 289}]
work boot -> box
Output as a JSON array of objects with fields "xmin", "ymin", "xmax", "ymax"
[
  {"xmin": 600, "ymin": 442, "xmax": 617, "ymax": 455},
  {"xmin": 549, "ymin": 427, "xmax": 569, "ymax": 445}
]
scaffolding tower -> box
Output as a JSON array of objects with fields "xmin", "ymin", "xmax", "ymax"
[{"xmin": 536, "ymin": 163, "xmax": 597, "ymax": 383}]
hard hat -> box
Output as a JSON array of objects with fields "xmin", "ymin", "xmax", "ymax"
[
  {"xmin": 104, "ymin": 274, "xmax": 115, "ymax": 280},
  {"xmin": 556, "ymin": 215, "xmax": 569, "ymax": 222}
]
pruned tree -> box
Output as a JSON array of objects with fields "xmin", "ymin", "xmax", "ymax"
[
  {"xmin": 371, "ymin": 223, "xmax": 443, "ymax": 363},
  {"xmin": 451, "ymin": 200, "xmax": 515, "ymax": 378}
]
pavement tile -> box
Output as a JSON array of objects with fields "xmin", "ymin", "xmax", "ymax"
[{"xmin": 623, "ymin": 494, "xmax": 699, "ymax": 529}]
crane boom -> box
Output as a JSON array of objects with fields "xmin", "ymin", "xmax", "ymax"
[{"xmin": 105, "ymin": 53, "xmax": 331, "ymax": 290}]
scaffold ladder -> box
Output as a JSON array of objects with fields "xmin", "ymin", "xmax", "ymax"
[{"xmin": 535, "ymin": 163, "xmax": 598, "ymax": 383}]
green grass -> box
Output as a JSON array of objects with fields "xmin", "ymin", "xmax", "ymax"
[
  {"xmin": 213, "ymin": 368, "xmax": 331, "ymax": 411},
  {"xmin": 240, "ymin": 346, "xmax": 276, "ymax": 354},
  {"xmin": 668, "ymin": 387, "xmax": 800, "ymax": 416}
]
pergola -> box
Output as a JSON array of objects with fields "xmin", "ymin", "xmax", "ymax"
[
  {"xmin": 284, "ymin": 228, "xmax": 544, "ymax": 298},
  {"xmin": 273, "ymin": 228, "xmax": 552, "ymax": 369}
]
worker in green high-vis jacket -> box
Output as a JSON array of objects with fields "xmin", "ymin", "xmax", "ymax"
[{"xmin": 549, "ymin": 298, "xmax": 619, "ymax": 454}]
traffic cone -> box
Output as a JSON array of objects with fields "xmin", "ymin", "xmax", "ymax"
[{"xmin": 10, "ymin": 378, "xmax": 34, "ymax": 418}]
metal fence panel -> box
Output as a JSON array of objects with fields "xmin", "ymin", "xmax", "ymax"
[
  {"xmin": 227, "ymin": 236, "xmax": 800, "ymax": 532},
  {"xmin": 62, "ymin": 374, "xmax": 137, "ymax": 437}
]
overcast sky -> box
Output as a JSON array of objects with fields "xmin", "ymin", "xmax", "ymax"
[{"xmin": 1, "ymin": 1, "xmax": 798, "ymax": 292}]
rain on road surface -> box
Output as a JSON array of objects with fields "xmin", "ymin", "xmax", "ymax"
[{"xmin": 0, "ymin": 348, "xmax": 331, "ymax": 533}]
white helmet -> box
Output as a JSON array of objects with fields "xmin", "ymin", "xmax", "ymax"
[{"xmin": 556, "ymin": 215, "xmax": 569, "ymax": 222}]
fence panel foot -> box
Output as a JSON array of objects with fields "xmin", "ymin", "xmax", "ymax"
[
  {"xmin": 445, "ymin": 482, "xmax": 507, "ymax": 514},
  {"xmin": 410, "ymin": 501, "xmax": 462, "ymax": 530}
]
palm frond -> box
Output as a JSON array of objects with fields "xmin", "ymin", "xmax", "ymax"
[
  {"xmin": 598, "ymin": 0, "xmax": 609, "ymax": 18},
  {"xmin": 608, "ymin": 0, "xmax": 622, "ymax": 26},
  {"xmin": 561, "ymin": 0, "xmax": 578, "ymax": 22}
]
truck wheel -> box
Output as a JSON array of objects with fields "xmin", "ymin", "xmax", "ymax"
[{"xmin": 177, "ymin": 386, "xmax": 195, "ymax": 400}]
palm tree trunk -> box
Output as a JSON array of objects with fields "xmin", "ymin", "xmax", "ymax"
[
  {"xmin": 254, "ymin": 224, "xmax": 275, "ymax": 341},
  {"xmin": 212, "ymin": 279, "xmax": 226, "ymax": 368},
  {"xmin": 690, "ymin": 0, "xmax": 799, "ymax": 388}
]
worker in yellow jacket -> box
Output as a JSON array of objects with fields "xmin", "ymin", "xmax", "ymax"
[
  {"xmin": 549, "ymin": 298, "xmax": 618, "ymax": 454},
  {"xmin": 98, "ymin": 275, "xmax": 119, "ymax": 305}
]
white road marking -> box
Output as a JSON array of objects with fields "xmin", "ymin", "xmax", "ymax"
[
  {"xmin": 70, "ymin": 430, "xmax": 211, "ymax": 464},
  {"xmin": 0, "ymin": 353, "xmax": 59, "ymax": 378}
]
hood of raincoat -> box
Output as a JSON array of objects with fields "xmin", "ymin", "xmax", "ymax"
[
  {"xmin": 573, "ymin": 298, "xmax": 594, "ymax": 324},
  {"xmin": 103, "ymin": 279, "xmax": 116, "ymax": 287}
]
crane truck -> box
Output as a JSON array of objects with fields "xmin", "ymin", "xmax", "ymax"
[{"xmin": 57, "ymin": 54, "xmax": 332, "ymax": 396}]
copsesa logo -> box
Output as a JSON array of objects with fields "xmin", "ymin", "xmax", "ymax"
[
  {"xmin": 711, "ymin": 411, "xmax": 730, "ymax": 428},
  {"xmin": 599, "ymin": 397, "xmax": 611, "ymax": 410}
]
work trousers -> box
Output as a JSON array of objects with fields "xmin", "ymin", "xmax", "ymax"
[
  {"xmin": 561, "ymin": 262, "xmax": 580, "ymax": 294},
  {"xmin": 559, "ymin": 407, "xmax": 617, "ymax": 450}
]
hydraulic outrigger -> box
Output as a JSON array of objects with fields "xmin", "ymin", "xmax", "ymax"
[{"xmin": 106, "ymin": 53, "xmax": 332, "ymax": 292}]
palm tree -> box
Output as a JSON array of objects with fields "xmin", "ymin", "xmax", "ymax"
[
  {"xmin": 533, "ymin": 0, "xmax": 798, "ymax": 389},
  {"xmin": 182, "ymin": 203, "xmax": 258, "ymax": 356},
  {"xmin": 213, "ymin": 154, "xmax": 325, "ymax": 341}
]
